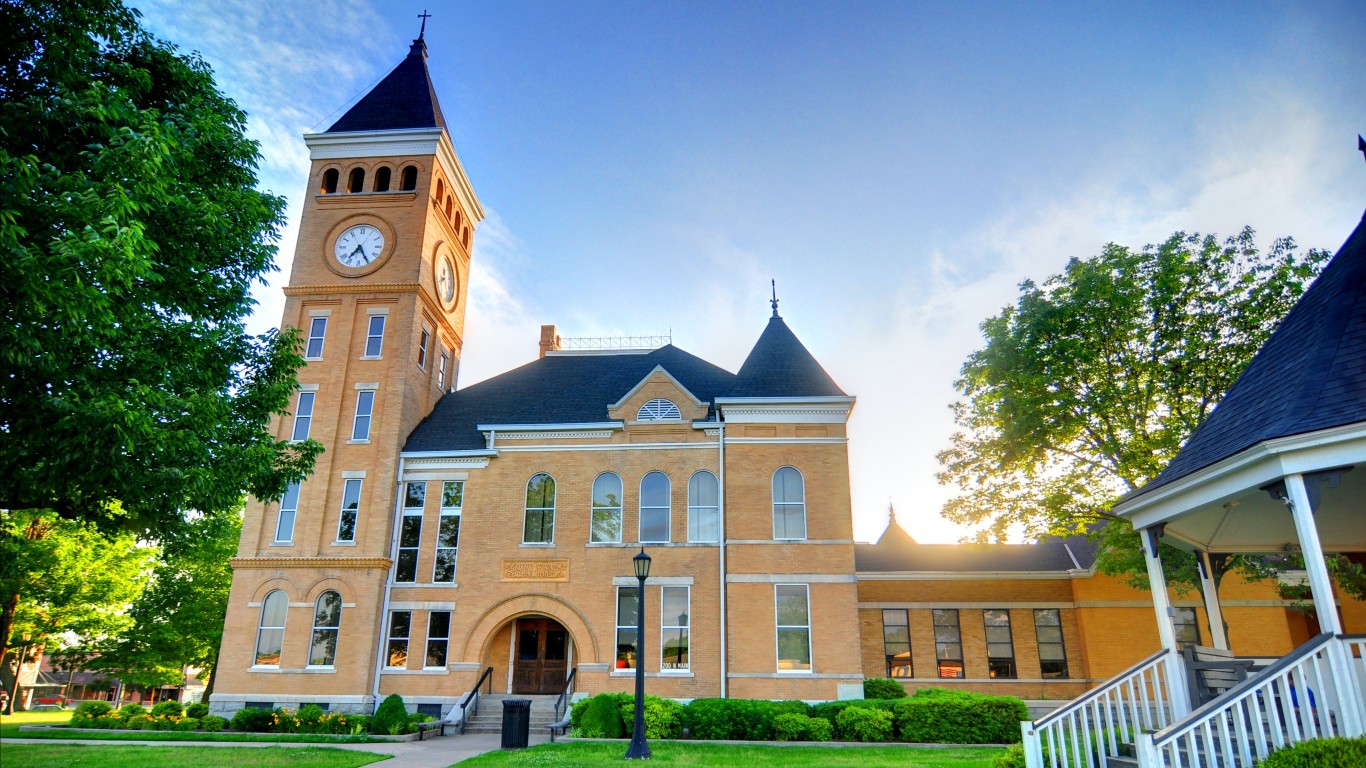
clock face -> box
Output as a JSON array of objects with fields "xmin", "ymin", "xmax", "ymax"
[
  {"xmin": 334, "ymin": 224, "xmax": 385, "ymax": 268},
  {"xmin": 437, "ymin": 260, "xmax": 455, "ymax": 304}
]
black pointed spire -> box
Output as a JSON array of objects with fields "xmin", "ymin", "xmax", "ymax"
[
  {"xmin": 326, "ymin": 38, "xmax": 446, "ymax": 133},
  {"xmin": 732, "ymin": 313, "xmax": 845, "ymax": 398},
  {"xmin": 418, "ymin": 9, "xmax": 431, "ymax": 39},
  {"xmin": 770, "ymin": 280, "xmax": 780, "ymax": 317},
  {"xmin": 1358, "ymin": 134, "xmax": 1365, "ymax": 167}
]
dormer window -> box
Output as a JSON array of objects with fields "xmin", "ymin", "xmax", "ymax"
[{"xmin": 637, "ymin": 398, "xmax": 681, "ymax": 421}]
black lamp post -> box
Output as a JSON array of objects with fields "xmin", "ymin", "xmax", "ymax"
[{"xmin": 626, "ymin": 548, "xmax": 652, "ymax": 760}]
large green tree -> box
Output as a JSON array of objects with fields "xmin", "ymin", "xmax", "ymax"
[
  {"xmin": 937, "ymin": 228, "xmax": 1330, "ymax": 585},
  {"xmin": 0, "ymin": 0, "xmax": 321, "ymax": 544},
  {"xmin": 72, "ymin": 510, "xmax": 240, "ymax": 696}
]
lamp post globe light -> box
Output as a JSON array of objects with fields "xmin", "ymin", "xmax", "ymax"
[{"xmin": 626, "ymin": 547, "xmax": 652, "ymax": 760}]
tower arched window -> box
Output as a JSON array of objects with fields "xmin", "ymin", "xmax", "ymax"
[
  {"xmin": 524, "ymin": 473, "xmax": 555, "ymax": 544},
  {"xmin": 640, "ymin": 471, "xmax": 671, "ymax": 543},
  {"xmin": 308, "ymin": 590, "xmax": 342, "ymax": 667},
  {"xmin": 454, "ymin": 210, "xmax": 462, "ymax": 230},
  {"xmin": 591, "ymin": 472, "xmax": 623, "ymax": 543},
  {"xmin": 347, "ymin": 168, "xmax": 365, "ymax": 193},
  {"xmin": 462, "ymin": 226, "xmax": 470, "ymax": 248},
  {"xmin": 688, "ymin": 471, "xmax": 719, "ymax": 542},
  {"xmin": 374, "ymin": 167, "xmax": 392, "ymax": 192},
  {"xmin": 254, "ymin": 589, "xmax": 288, "ymax": 667},
  {"xmin": 772, "ymin": 466, "xmax": 806, "ymax": 540},
  {"xmin": 435, "ymin": 178, "xmax": 445, "ymax": 201},
  {"xmin": 400, "ymin": 165, "xmax": 418, "ymax": 191},
  {"xmin": 637, "ymin": 398, "xmax": 681, "ymax": 421},
  {"xmin": 444, "ymin": 196, "xmax": 453, "ymax": 220},
  {"xmin": 320, "ymin": 168, "xmax": 339, "ymax": 194}
]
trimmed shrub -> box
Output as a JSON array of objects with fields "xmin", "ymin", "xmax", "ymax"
[
  {"xmin": 93, "ymin": 714, "xmax": 123, "ymax": 728},
  {"xmin": 118, "ymin": 703, "xmax": 146, "ymax": 718},
  {"xmin": 683, "ymin": 697, "xmax": 789, "ymax": 740},
  {"xmin": 894, "ymin": 689, "xmax": 1028, "ymax": 744},
  {"xmin": 837, "ymin": 706, "xmax": 894, "ymax": 742},
  {"xmin": 772, "ymin": 700, "xmax": 812, "ymax": 717},
  {"xmin": 371, "ymin": 694, "xmax": 409, "ymax": 735},
  {"xmin": 185, "ymin": 702, "xmax": 210, "ymax": 719},
  {"xmin": 177, "ymin": 717, "xmax": 200, "ymax": 731},
  {"xmin": 578, "ymin": 693, "xmax": 626, "ymax": 738},
  {"xmin": 1259, "ymin": 738, "xmax": 1366, "ymax": 768},
  {"xmin": 641, "ymin": 697, "xmax": 684, "ymax": 739},
  {"xmin": 230, "ymin": 706, "xmax": 274, "ymax": 733},
  {"xmin": 201, "ymin": 715, "xmax": 228, "ymax": 732},
  {"xmin": 151, "ymin": 700, "xmax": 183, "ymax": 717},
  {"xmin": 805, "ymin": 717, "xmax": 834, "ymax": 742},
  {"xmin": 864, "ymin": 678, "xmax": 908, "ymax": 700},
  {"xmin": 994, "ymin": 744, "xmax": 1027, "ymax": 768},
  {"xmin": 810, "ymin": 698, "xmax": 897, "ymax": 733},
  {"xmin": 125, "ymin": 714, "xmax": 154, "ymax": 730},
  {"xmin": 74, "ymin": 701, "xmax": 114, "ymax": 718},
  {"xmin": 772, "ymin": 713, "xmax": 812, "ymax": 742},
  {"xmin": 297, "ymin": 703, "xmax": 326, "ymax": 733}
]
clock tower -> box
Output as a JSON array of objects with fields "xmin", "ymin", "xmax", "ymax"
[{"xmin": 211, "ymin": 34, "xmax": 483, "ymax": 714}]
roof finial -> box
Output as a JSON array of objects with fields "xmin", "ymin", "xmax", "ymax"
[
  {"xmin": 418, "ymin": 9, "xmax": 432, "ymax": 39},
  {"xmin": 770, "ymin": 279, "xmax": 780, "ymax": 317},
  {"xmin": 1359, "ymin": 135, "xmax": 1366, "ymax": 168},
  {"xmin": 887, "ymin": 499, "xmax": 895, "ymax": 523}
]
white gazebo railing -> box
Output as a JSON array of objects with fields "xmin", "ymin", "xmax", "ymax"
[
  {"xmin": 1135, "ymin": 633, "xmax": 1366, "ymax": 768},
  {"xmin": 1023, "ymin": 649, "xmax": 1189, "ymax": 768}
]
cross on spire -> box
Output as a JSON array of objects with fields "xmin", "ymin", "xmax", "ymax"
[
  {"xmin": 770, "ymin": 279, "xmax": 780, "ymax": 317},
  {"xmin": 418, "ymin": 9, "xmax": 432, "ymax": 39}
]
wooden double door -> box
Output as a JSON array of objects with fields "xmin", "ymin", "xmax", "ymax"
[{"xmin": 512, "ymin": 617, "xmax": 569, "ymax": 694}]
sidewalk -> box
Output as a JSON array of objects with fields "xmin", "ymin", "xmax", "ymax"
[{"xmin": 0, "ymin": 731, "xmax": 552, "ymax": 768}]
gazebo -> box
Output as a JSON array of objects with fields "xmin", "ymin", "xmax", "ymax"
[{"xmin": 1023, "ymin": 207, "xmax": 1366, "ymax": 768}]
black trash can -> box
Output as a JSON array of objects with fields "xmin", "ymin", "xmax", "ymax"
[{"xmin": 501, "ymin": 698, "xmax": 531, "ymax": 749}]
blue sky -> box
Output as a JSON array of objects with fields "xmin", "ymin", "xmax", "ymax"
[{"xmin": 133, "ymin": 0, "xmax": 1365, "ymax": 543}]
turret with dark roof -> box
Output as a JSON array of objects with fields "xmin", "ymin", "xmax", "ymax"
[
  {"xmin": 326, "ymin": 38, "xmax": 446, "ymax": 133},
  {"xmin": 731, "ymin": 313, "xmax": 846, "ymax": 398}
]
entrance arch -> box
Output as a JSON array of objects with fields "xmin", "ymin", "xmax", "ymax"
[
  {"xmin": 461, "ymin": 593, "xmax": 601, "ymax": 694},
  {"xmin": 512, "ymin": 616, "xmax": 568, "ymax": 694}
]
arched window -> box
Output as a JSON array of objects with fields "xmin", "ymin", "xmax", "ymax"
[
  {"xmin": 435, "ymin": 178, "xmax": 445, "ymax": 201},
  {"xmin": 454, "ymin": 210, "xmax": 462, "ymax": 230},
  {"xmin": 347, "ymin": 167, "xmax": 365, "ymax": 193},
  {"xmin": 688, "ymin": 471, "xmax": 719, "ymax": 542},
  {"xmin": 400, "ymin": 165, "xmax": 418, "ymax": 191},
  {"xmin": 772, "ymin": 466, "xmax": 806, "ymax": 540},
  {"xmin": 444, "ymin": 196, "xmax": 453, "ymax": 220},
  {"xmin": 254, "ymin": 590, "xmax": 288, "ymax": 666},
  {"xmin": 591, "ymin": 472, "xmax": 623, "ymax": 543},
  {"xmin": 320, "ymin": 168, "xmax": 339, "ymax": 194},
  {"xmin": 309, "ymin": 590, "xmax": 342, "ymax": 667},
  {"xmin": 524, "ymin": 473, "xmax": 555, "ymax": 544},
  {"xmin": 638, "ymin": 398, "xmax": 681, "ymax": 421},
  {"xmin": 462, "ymin": 226, "xmax": 470, "ymax": 248},
  {"xmin": 640, "ymin": 471, "xmax": 670, "ymax": 543},
  {"xmin": 374, "ymin": 167, "xmax": 392, "ymax": 192}
]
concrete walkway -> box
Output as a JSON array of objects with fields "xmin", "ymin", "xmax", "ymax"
[{"xmin": 0, "ymin": 731, "xmax": 553, "ymax": 767}]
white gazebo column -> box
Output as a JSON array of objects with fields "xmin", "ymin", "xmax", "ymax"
[
  {"xmin": 1283, "ymin": 473, "xmax": 1343, "ymax": 635},
  {"xmin": 1143, "ymin": 526, "xmax": 1192, "ymax": 718},
  {"xmin": 1196, "ymin": 550, "xmax": 1230, "ymax": 650}
]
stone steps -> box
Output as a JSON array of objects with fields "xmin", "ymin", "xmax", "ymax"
[{"xmin": 458, "ymin": 694, "xmax": 564, "ymax": 735}]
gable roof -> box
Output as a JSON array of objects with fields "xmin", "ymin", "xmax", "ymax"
[
  {"xmin": 733, "ymin": 314, "xmax": 846, "ymax": 397},
  {"xmin": 1132, "ymin": 209, "xmax": 1366, "ymax": 498},
  {"xmin": 327, "ymin": 39, "xmax": 446, "ymax": 134},
  {"xmin": 855, "ymin": 519, "xmax": 1099, "ymax": 574}
]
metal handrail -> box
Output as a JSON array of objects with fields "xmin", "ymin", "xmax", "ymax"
[
  {"xmin": 553, "ymin": 667, "xmax": 578, "ymax": 723},
  {"xmin": 457, "ymin": 666, "xmax": 494, "ymax": 735},
  {"xmin": 1035, "ymin": 648, "xmax": 1170, "ymax": 729}
]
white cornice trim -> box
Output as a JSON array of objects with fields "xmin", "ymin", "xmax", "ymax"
[
  {"xmin": 496, "ymin": 442, "xmax": 717, "ymax": 453},
  {"xmin": 716, "ymin": 397, "xmax": 856, "ymax": 425},
  {"xmin": 477, "ymin": 422, "xmax": 624, "ymax": 432},
  {"xmin": 725, "ymin": 437, "xmax": 849, "ymax": 445}
]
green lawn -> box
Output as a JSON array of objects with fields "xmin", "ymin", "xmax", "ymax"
[
  {"xmin": 0, "ymin": 709, "xmax": 382, "ymax": 743},
  {"xmin": 0, "ymin": 744, "xmax": 388, "ymax": 768},
  {"xmin": 459, "ymin": 741, "xmax": 1007, "ymax": 767}
]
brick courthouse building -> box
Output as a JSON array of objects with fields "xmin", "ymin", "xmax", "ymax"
[{"xmin": 209, "ymin": 38, "xmax": 1362, "ymax": 717}]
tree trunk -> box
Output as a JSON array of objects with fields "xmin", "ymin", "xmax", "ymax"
[
  {"xmin": 0, "ymin": 592, "xmax": 17, "ymax": 666},
  {"xmin": 201, "ymin": 653, "xmax": 220, "ymax": 703}
]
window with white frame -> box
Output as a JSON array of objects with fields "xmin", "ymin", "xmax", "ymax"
[
  {"xmin": 661, "ymin": 586, "xmax": 690, "ymax": 672},
  {"xmin": 254, "ymin": 589, "xmax": 287, "ymax": 666},
  {"xmin": 336, "ymin": 478, "xmax": 361, "ymax": 542},
  {"xmin": 364, "ymin": 315, "xmax": 385, "ymax": 357},
  {"xmin": 433, "ymin": 481, "xmax": 461, "ymax": 582},
  {"xmin": 386, "ymin": 610, "xmax": 411, "ymax": 668},
  {"xmin": 615, "ymin": 586, "xmax": 638, "ymax": 669},
  {"xmin": 305, "ymin": 316, "xmax": 327, "ymax": 359},
  {"xmin": 591, "ymin": 472, "xmax": 623, "ymax": 543},
  {"xmin": 639, "ymin": 471, "xmax": 670, "ymax": 543},
  {"xmin": 523, "ymin": 473, "xmax": 555, "ymax": 544},
  {"xmin": 1034, "ymin": 609, "xmax": 1068, "ymax": 678},
  {"xmin": 417, "ymin": 327, "xmax": 430, "ymax": 370},
  {"xmin": 437, "ymin": 350, "xmax": 449, "ymax": 389},
  {"xmin": 275, "ymin": 482, "xmax": 300, "ymax": 543},
  {"xmin": 775, "ymin": 584, "xmax": 811, "ymax": 672},
  {"xmin": 772, "ymin": 466, "xmax": 806, "ymax": 539},
  {"xmin": 425, "ymin": 611, "xmax": 451, "ymax": 668},
  {"xmin": 687, "ymin": 471, "xmax": 719, "ymax": 542},
  {"xmin": 637, "ymin": 398, "xmax": 681, "ymax": 421},
  {"xmin": 308, "ymin": 590, "xmax": 342, "ymax": 667},
  {"xmin": 395, "ymin": 482, "xmax": 424, "ymax": 582},
  {"xmin": 351, "ymin": 390, "xmax": 375, "ymax": 441},
  {"xmin": 291, "ymin": 391, "xmax": 315, "ymax": 442},
  {"xmin": 984, "ymin": 609, "xmax": 1017, "ymax": 678}
]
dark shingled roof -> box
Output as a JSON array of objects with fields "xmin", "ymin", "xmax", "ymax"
[
  {"xmin": 733, "ymin": 315, "xmax": 846, "ymax": 397},
  {"xmin": 1132, "ymin": 209, "xmax": 1366, "ymax": 498},
  {"xmin": 327, "ymin": 39, "xmax": 446, "ymax": 133},
  {"xmin": 404, "ymin": 315, "xmax": 846, "ymax": 453},
  {"xmin": 854, "ymin": 520, "xmax": 1099, "ymax": 573}
]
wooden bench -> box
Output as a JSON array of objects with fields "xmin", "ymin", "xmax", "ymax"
[
  {"xmin": 415, "ymin": 719, "xmax": 451, "ymax": 740},
  {"xmin": 1182, "ymin": 645, "xmax": 1256, "ymax": 707}
]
